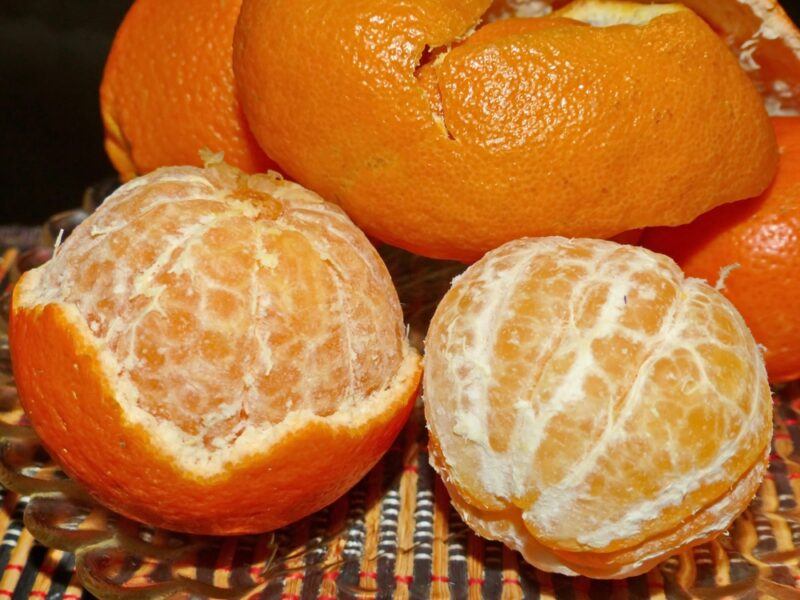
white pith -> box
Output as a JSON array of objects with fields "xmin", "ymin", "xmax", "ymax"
[{"xmin": 556, "ymin": 0, "xmax": 686, "ymax": 27}]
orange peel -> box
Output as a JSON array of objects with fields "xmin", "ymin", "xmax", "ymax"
[
  {"xmin": 487, "ymin": 0, "xmax": 800, "ymax": 114},
  {"xmin": 643, "ymin": 116, "xmax": 800, "ymax": 383},
  {"xmin": 101, "ymin": 0, "xmax": 275, "ymax": 180},
  {"xmin": 234, "ymin": 0, "xmax": 779, "ymax": 261}
]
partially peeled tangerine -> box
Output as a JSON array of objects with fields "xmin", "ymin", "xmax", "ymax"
[
  {"xmin": 10, "ymin": 159, "xmax": 421, "ymax": 534},
  {"xmin": 423, "ymin": 237, "xmax": 771, "ymax": 578}
]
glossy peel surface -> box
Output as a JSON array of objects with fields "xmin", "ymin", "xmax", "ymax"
[{"xmin": 235, "ymin": 0, "xmax": 777, "ymax": 260}]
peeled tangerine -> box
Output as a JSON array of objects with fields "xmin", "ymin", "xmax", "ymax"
[
  {"xmin": 424, "ymin": 238, "xmax": 771, "ymax": 579},
  {"xmin": 10, "ymin": 161, "xmax": 421, "ymax": 534}
]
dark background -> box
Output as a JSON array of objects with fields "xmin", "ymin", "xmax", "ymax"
[
  {"xmin": 1, "ymin": 1, "xmax": 132, "ymax": 225},
  {"xmin": 2, "ymin": 1, "xmax": 800, "ymax": 225}
]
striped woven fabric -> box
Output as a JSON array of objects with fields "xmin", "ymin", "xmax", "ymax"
[
  {"xmin": 0, "ymin": 385, "xmax": 799, "ymax": 599},
  {"xmin": 1, "ymin": 220, "xmax": 799, "ymax": 599}
]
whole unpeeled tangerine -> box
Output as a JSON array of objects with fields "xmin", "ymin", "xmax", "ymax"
[
  {"xmin": 234, "ymin": 0, "xmax": 778, "ymax": 261},
  {"xmin": 424, "ymin": 237, "xmax": 771, "ymax": 578},
  {"xmin": 643, "ymin": 117, "xmax": 800, "ymax": 383},
  {"xmin": 10, "ymin": 161, "xmax": 421, "ymax": 534},
  {"xmin": 101, "ymin": 0, "xmax": 275, "ymax": 180}
]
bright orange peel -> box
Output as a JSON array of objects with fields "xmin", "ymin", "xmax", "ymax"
[
  {"xmin": 234, "ymin": 0, "xmax": 778, "ymax": 261},
  {"xmin": 101, "ymin": 0, "xmax": 275, "ymax": 180}
]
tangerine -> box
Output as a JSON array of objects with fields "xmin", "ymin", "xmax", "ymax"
[
  {"xmin": 10, "ymin": 160, "xmax": 421, "ymax": 534},
  {"xmin": 234, "ymin": 0, "xmax": 777, "ymax": 261},
  {"xmin": 643, "ymin": 117, "xmax": 800, "ymax": 383},
  {"xmin": 101, "ymin": 0, "xmax": 274, "ymax": 181},
  {"xmin": 424, "ymin": 237, "xmax": 771, "ymax": 578}
]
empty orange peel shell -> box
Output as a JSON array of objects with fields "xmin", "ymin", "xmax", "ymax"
[{"xmin": 234, "ymin": 0, "xmax": 779, "ymax": 261}]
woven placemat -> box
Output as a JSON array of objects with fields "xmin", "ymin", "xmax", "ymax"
[
  {"xmin": 0, "ymin": 206, "xmax": 799, "ymax": 599},
  {"xmin": 0, "ymin": 385, "xmax": 799, "ymax": 599}
]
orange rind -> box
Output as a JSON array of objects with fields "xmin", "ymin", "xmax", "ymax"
[
  {"xmin": 489, "ymin": 0, "xmax": 800, "ymax": 113},
  {"xmin": 234, "ymin": 0, "xmax": 779, "ymax": 261},
  {"xmin": 101, "ymin": 0, "xmax": 275, "ymax": 180},
  {"xmin": 643, "ymin": 116, "xmax": 800, "ymax": 383}
]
